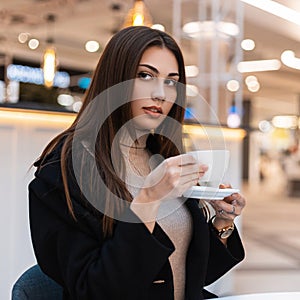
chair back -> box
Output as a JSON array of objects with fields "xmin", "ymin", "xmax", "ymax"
[{"xmin": 12, "ymin": 264, "xmax": 63, "ymax": 300}]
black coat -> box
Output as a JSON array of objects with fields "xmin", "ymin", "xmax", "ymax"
[{"xmin": 29, "ymin": 143, "xmax": 245, "ymax": 300}]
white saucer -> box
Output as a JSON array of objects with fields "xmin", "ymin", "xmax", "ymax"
[{"xmin": 183, "ymin": 186, "xmax": 239, "ymax": 200}]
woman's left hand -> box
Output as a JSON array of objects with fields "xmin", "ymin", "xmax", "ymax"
[{"xmin": 207, "ymin": 183, "xmax": 246, "ymax": 227}]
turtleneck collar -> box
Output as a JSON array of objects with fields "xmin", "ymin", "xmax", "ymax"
[{"xmin": 118, "ymin": 126, "xmax": 149, "ymax": 149}]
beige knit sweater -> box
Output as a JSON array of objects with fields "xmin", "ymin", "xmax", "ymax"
[{"xmin": 119, "ymin": 130, "xmax": 192, "ymax": 300}]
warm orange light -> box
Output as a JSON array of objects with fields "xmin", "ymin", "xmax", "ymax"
[
  {"xmin": 123, "ymin": 0, "xmax": 152, "ymax": 28},
  {"xmin": 42, "ymin": 47, "xmax": 57, "ymax": 88},
  {"xmin": 183, "ymin": 124, "xmax": 246, "ymax": 140},
  {"xmin": 133, "ymin": 12, "xmax": 144, "ymax": 26},
  {"xmin": 0, "ymin": 107, "xmax": 75, "ymax": 126}
]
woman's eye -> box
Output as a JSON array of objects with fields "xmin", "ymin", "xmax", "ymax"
[
  {"xmin": 137, "ymin": 71, "xmax": 153, "ymax": 80},
  {"xmin": 164, "ymin": 79, "xmax": 178, "ymax": 87}
]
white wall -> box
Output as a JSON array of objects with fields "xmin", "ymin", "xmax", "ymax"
[{"xmin": 0, "ymin": 109, "xmax": 74, "ymax": 299}]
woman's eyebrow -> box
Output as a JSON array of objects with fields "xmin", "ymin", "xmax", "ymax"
[
  {"xmin": 139, "ymin": 64, "xmax": 179, "ymax": 77},
  {"xmin": 168, "ymin": 72, "xmax": 180, "ymax": 77}
]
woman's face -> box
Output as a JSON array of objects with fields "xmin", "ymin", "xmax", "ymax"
[{"xmin": 131, "ymin": 46, "xmax": 179, "ymax": 132}]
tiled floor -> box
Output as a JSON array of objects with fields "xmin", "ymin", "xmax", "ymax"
[{"xmin": 233, "ymin": 178, "xmax": 300, "ymax": 295}]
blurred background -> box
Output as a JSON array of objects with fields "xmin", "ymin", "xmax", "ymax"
[{"xmin": 0, "ymin": 0, "xmax": 300, "ymax": 298}]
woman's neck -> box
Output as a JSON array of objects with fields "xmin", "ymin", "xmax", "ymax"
[{"xmin": 119, "ymin": 127, "xmax": 149, "ymax": 149}]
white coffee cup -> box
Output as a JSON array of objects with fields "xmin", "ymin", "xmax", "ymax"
[{"xmin": 187, "ymin": 150, "xmax": 230, "ymax": 187}]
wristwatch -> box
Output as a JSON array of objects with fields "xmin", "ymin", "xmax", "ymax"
[{"xmin": 211, "ymin": 218, "xmax": 235, "ymax": 239}]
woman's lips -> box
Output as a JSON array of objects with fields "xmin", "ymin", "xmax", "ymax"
[{"xmin": 142, "ymin": 106, "xmax": 162, "ymax": 118}]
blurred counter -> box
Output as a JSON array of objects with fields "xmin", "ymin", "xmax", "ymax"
[{"xmin": 0, "ymin": 108, "xmax": 75, "ymax": 300}]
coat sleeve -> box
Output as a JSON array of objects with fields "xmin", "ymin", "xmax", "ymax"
[
  {"xmin": 29, "ymin": 177, "xmax": 175, "ymax": 300},
  {"xmin": 204, "ymin": 222, "xmax": 245, "ymax": 286}
]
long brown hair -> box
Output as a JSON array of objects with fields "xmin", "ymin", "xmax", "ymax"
[{"xmin": 37, "ymin": 26, "xmax": 187, "ymax": 236}]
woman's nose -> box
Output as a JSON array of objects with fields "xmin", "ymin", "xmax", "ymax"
[{"xmin": 151, "ymin": 78, "xmax": 165, "ymax": 102}]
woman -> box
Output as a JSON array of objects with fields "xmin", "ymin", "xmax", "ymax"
[{"xmin": 29, "ymin": 26, "xmax": 245, "ymax": 300}]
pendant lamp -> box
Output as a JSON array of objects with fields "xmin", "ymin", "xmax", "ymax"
[{"xmin": 123, "ymin": 0, "xmax": 153, "ymax": 27}]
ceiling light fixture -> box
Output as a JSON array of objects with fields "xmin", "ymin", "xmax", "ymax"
[
  {"xmin": 245, "ymin": 75, "xmax": 260, "ymax": 92},
  {"xmin": 28, "ymin": 38, "xmax": 39, "ymax": 50},
  {"xmin": 281, "ymin": 50, "xmax": 300, "ymax": 70},
  {"xmin": 186, "ymin": 84, "xmax": 199, "ymax": 97},
  {"xmin": 241, "ymin": 0, "xmax": 300, "ymax": 26},
  {"xmin": 247, "ymin": 80, "xmax": 260, "ymax": 92},
  {"xmin": 258, "ymin": 120, "xmax": 272, "ymax": 133},
  {"xmin": 245, "ymin": 75, "xmax": 258, "ymax": 85},
  {"xmin": 241, "ymin": 39, "xmax": 255, "ymax": 51},
  {"xmin": 85, "ymin": 40, "xmax": 100, "ymax": 53},
  {"xmin": 226, "ymin": 80, "xmax": 240, "ymax": 92},
  {"xmin": 272, "ymin": 115, "xmax": 298, "ymax": 129},
  {"xmin": 43, "ymin": 47, "xmax": 57, "ymax": 88},
  {"xmin": 237, "ymin": 59, "xmax": 281, "ymax": 73},
  {"xmin": 123, "ymin": 0, "xmax": 152, "ymax": 28},
  {"xmin": 185, "ymin": 65, "xmax": 199, "ymax": 77},
  {"xmin": 227, "ymin": 100, "xmax": 241, "ymax": 128},
  {"xmin": 151, "ymin": 24, "xmax": 165, "ymax": 32},
  {"xmin": 18, "ymin": 32, "xmax": 30, "ymax": 44},
  {"xmin": 182, "ymin": 21, "xmax": 239, "ymax": 39},
  {"xmin": 42, "ymin": 14, "xmax": 58, "ymax": 89}
]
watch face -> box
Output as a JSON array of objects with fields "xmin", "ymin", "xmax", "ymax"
[{"xmin": 220, "ymin": 228, "xmax": 234, "ymax": 239}]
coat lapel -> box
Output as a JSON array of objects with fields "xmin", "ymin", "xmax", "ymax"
[{"xmin": 184, "ymin": 199, "xmax": 210, "ymax": 299}]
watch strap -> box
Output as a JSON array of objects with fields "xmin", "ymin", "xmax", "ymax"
[{"xmin": 210, "ymin": 216, "xmax": 235, "ymax": 239}]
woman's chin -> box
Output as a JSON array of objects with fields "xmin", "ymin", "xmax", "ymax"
[{"xmin": 133, "ymin": 119, "xmax": 164, "ymax": 132}]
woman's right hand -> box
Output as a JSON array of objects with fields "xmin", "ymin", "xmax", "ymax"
[
  {"xmin": 131, "ymin": 154, "xmax": 208, "ymax": 230},
  {"xmin": 141, "ymin": 153, "xmax": 208, "ymax": 203}
]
